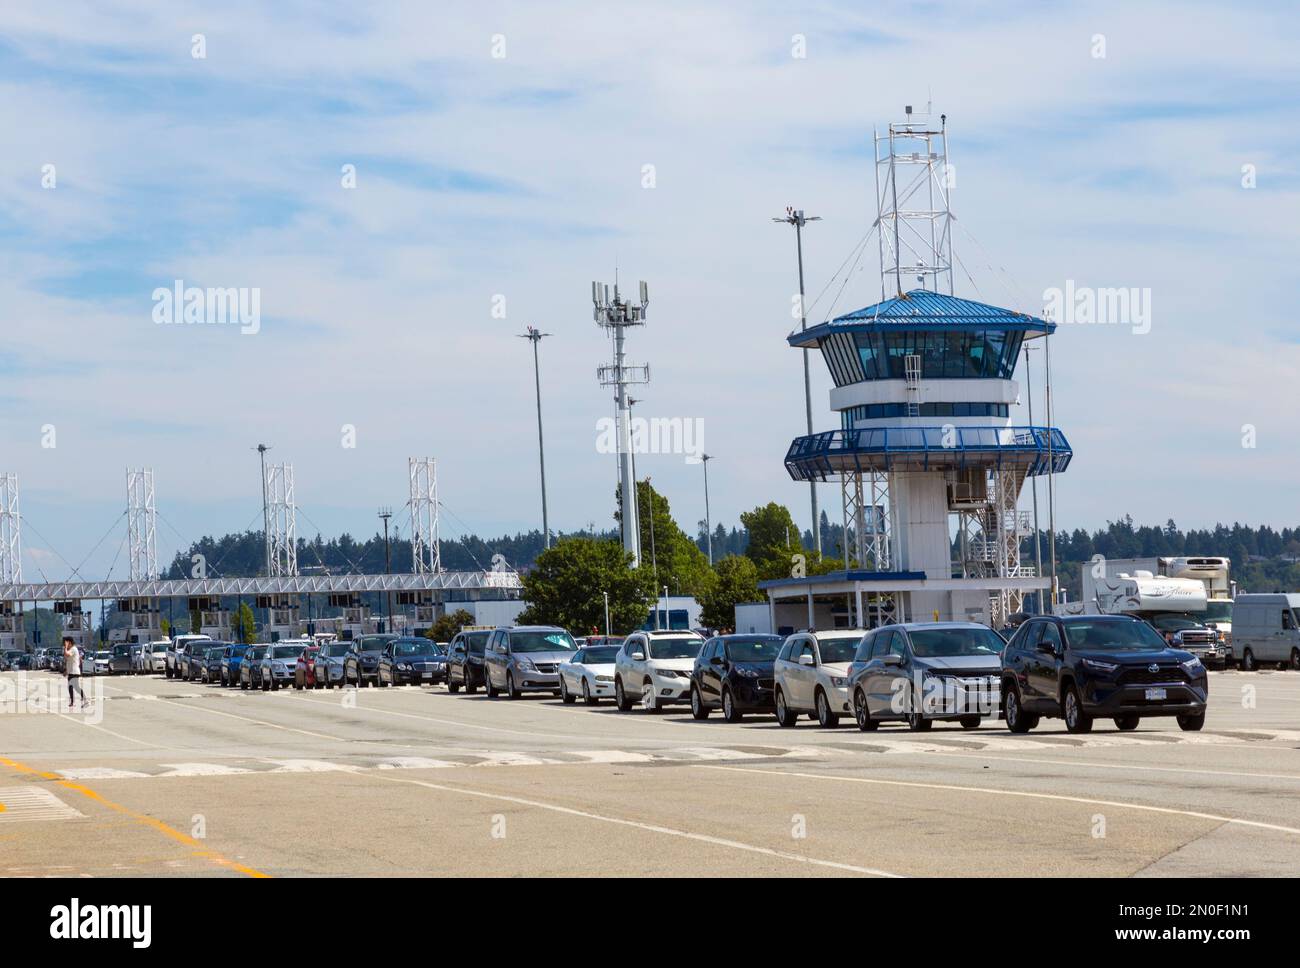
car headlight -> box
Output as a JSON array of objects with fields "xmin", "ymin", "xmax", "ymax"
[
  {"xmin": 1081, "ymin": 657, "xmax": 1119, "ymax": 673},
  {"xmin": 829, "ymin": 676, "xmax": 849, "ymax": 688},
  {"xmin": 655, "ymin": 669, "xmax": 680, "ymax": 679},
  {"xmin": 398, "ymin": 663, "xmax": 412, "ymax": 671},
  {"xmin": 1181, "ymin": 657, "xmax": 1204, "ymax": 676},
  {"xmin": 516, "ymin": 657, "xmax": 535, "ymax": 670},
  {"xmin": 595, "ymin": 674, "xmax": 613, "ymax": 682},
  {"xmin": 736, "ymin": 668, "xmax": 760, "ymax": 678}
]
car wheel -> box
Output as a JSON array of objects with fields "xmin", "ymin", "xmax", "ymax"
[
  {"xmin": 1004, "ymin": 681, "xmax": 1038, "ymax": 733},
  {"xmin": 959, "ymin": 716, "xmax": 982, "ymax": 730},
  {"xmin": 1114, "ymin": 714, "xmax": 1140, "ymax": 731},
  {"xmin": 448, "ymin": 677, "xmax": 460, "ymax": 694},
  {"xmin": 1063, "ymin": 684, "xmax": 1092, "ymax": 734},
  {"xmin": 377, "ymin": 671, "xmax": 388, "ymax": 688},
  {"xmin": 560, "ymin": 677, "xmax": 575, "ymax": 705},
  {"xmin": 641, "ymin": 679, "xmax": 660, "ymax": 713},
  {"xmin": 1292, "ymin": 648, "xmax": 1300, "ymax": 671},
  {"xmin": 904, "ymin": 686, "xmax": 930, "ymax": 732},
  {"xmin": 262, "ymin": 674, "xmax": 271, "ymax": 692},
  {"xmin": 853, "ymin": 688, "xmax": 877, "ymax": 732},
  {"xmin": 582, "ymin": 679, "xmax": 597, "ymax": 706},
  {"xmin": 815, "ymin": 688, "xmax": 840, "ymax": 729},
  {"xmin": 240, "ymin": 675, "xmax": 248, "ymax": 691},
  {"xmin": 465, "ymin": 677, "xmax": 478, "ymax": 695},
  {"xmin": 1177, "ymin": 711, "xmax": 1206, "ymax": 731},
  {"xmin": 1241, "ymin": 648, "xmax": 1256, "ymax": 672},
  {"xmin": 484, "ymin": 673, "xmax": 497, "ymax": 698},
  {"xmin": 774, "ymin": 687, "xmax": 799, "ymax": 728},
  {"xmin": 722, "ymin": 687, "xmax": 743, "ymax": 723},
  {"xmin": 507, "ymin": 673, "xmax": 522, "ymax": 700},
  {"xmin": 614, "ymin": 677, "xmax": 633, "ymax": 712},
  {"xmin": 690, "ymin": 684, "xmax": 710, "ymax": 719}
]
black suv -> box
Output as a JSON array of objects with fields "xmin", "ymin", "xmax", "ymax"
[
  {"xmin": 1001, "ymin": 614, "xmax": 1208, "ymax": 734},
  {"xmin": 445, "ymin": 629, "xmax": 492, "ymax": 694},
  {"xmin": 690, "ymin": 634, "xmax": 783, "ymax": 722},
  {"xmin": 343, "ymin": 634, "xmax": 395, "ymax": 687}
]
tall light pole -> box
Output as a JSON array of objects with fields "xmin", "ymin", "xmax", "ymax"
[
  {"xmin": 603, "ymin": 591, "xmax": 610, "ymax": 636},
  {"xmin": 378, "ymin": 507, "xmax": 393, "ymax": 631},
  {"xmin": 519, "ymin": 326, "xmax": 552, "ymax": 548},
  {"xmin": 255, "ymin": 443, "xmax": 271, "ymax": 576},
  {"xmin": 701, "ymin": 453, "xmax": 714, "ymax": 565},
  {"xmin": 773, "ymin": 207, "xmax": 822, "ymax": 555}
]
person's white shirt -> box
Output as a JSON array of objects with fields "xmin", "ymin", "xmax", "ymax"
[{"xmin": 65, "ymin": 646, "xmax": 81, "ymax": 676}]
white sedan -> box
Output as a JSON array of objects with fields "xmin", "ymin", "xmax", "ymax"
[{"xmin": 557, "ymin": 643, "xmax": 621, "ymax": 705}]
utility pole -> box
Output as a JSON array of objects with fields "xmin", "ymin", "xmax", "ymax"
[
  {"xmin": 603, "ymin": 591, "xmax": 610, "ymax": 637},
  {"xmin": 1024, "ymin": 345, "xmax": 1044, "ymax": 612},
  {"xmin": 1045, "ymin": 330, "xmax": 1058, "ymax": 607},
  {"xmin": 255, "ymin": 444, "xmax": 271, "ymax": 576},
  {"xmin": 773, "ymin": 208, "xmax": 822, "ymax": 555},
  {"xmin": 519, "ymin": 326, "xmax": 552, "ymax": 548},
  {"xmin": 646, "ymin": 477, "xmax": 658, "ymax": 629},
  {"xmin": 701, "ymin": 453, "xmax": 714, "ymax": 565},
  {"xmin": 378, "ymin": 507, "xmax": 393, "ymax": 632}
]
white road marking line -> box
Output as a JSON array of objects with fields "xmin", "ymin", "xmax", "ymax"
[
  {"xmin": 375, "ymin": 757, "xmax": 460, "ymax": 770},
  {"xmin": 364, "ymin": 771, "xmax": 903, "ymax": 877},
  {"xmin": 568, "ymin": 750, "xmax": 654, "ymax": 764},
  {"xmin": 899, "ymin": 750, "xmax": 1300, "ymax": 783},
  {"xmin": 696, "ymin": 765, "xmax": 1300, "ymax": 837},
  {"xmin": 0, "ymin": 787, "xmax": 83, "ymax": 823},
  {"xmin": 55, "ymin": 767, "xmax": 150, "ymax": 780}
]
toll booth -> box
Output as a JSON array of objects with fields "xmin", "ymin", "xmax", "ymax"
[{"xmin": 259, "ymin": 593, "xmax": 301, "ymax": 642}]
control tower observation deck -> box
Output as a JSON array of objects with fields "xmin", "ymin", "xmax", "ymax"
[{"xmin": 761, "ymin": 110, "xmax": 1071, "ymax": 631}]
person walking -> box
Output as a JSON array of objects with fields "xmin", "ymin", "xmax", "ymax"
[{"xmin": 63, "ymin": 636, "xmax": 88, "ymax": 711}]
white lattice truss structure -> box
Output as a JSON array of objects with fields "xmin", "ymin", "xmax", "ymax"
[
  {"xmin": 409, "ymin": 457, "xmax": 441, "ymax": 574},
  {"xmin": 0, "ymin": 473, "xmax": 21, "ymax": 586},
  {"xmin": 126, "ymin": 468, "xmax": 159, "ymax": 581},
  {"xmin": 840, "ymin": 470, "xmax": 891, "ymax": 571},
  {"xmin": 265, "ymin": 463, "xmax": 298, "ymax": 578}
]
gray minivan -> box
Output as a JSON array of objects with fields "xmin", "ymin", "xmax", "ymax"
[
  {"xmin": 1229, "ymin": 594, "xmax": 1300, "ymax": 671},
  {"xmin": 483, "ymin": 626, "xmax": 577, "ymax": 699}
]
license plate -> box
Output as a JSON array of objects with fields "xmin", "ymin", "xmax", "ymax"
[{"xmin": 1145, "ymin": 688, "xmax": 1167, "ymax": 701}]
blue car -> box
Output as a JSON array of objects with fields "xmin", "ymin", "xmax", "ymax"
[
  {"xmin": 239, "ymin": 645, "xmax": 269, "ymax": 690},
  {"xmin": 220, "ymin": 644, "xmax": 250, "ymax": 687}
]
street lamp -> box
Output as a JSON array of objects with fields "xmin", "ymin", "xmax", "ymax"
[
  {"xmin": 773, "ymin": 207, "xmax": 822, "ymax": 556},
  {"xmin": 519, "ymin": 326, "xmax": 552, "ymax": 548},
  {"xmin": 378, "ymin": 507, "xmax": 393, "ymax": 632},
  {"xmin": 255, "ymin": 443, "xmax": 271, "ymax": 576},
  {"xmin": 701, "ymin": 453, "xmax": 714, "ymax": 564},
  {"xmin": 603, "ymin": 591, "xmax": 610, "ymax": 637}
]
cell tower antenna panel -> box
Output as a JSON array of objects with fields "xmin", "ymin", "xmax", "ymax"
[
  {"xmin": 875, "ymin": 108, "xmax": 955, "ymax": 298},
  {"xmin": 409, "ymin": 457, "xmax": 441, "ymax": 574},
  {"xmin": 126, "ymin": 468, "xmax": 159, "ymax": 581},
  {"xmin": 0, "ymin": 473, "xmax": 22, "ymax": 585},
  {"xmin": 265, "ymin": 463, "xmax": 299, "ymax": 578}
]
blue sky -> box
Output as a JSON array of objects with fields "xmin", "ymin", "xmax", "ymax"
[{"xmin": 2, "ymin": 0, "xmax": 1299, "ymax": 581}]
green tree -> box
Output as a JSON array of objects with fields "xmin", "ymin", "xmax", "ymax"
[
  {"xmin": 616, "ymin": 480, "xmax": 715, "ymax": 598},
  {"xmin": 516, "ymin": 537, "xmax": 655, "ymax": 634},
  {"xmin": 231, "ymin": 603, "xmax": 256, "ymax": 643},
  {"xmin": 699, "ymin": 555, "xmax": 760, "ymax": 629},
  {"xmin": 189, "ymin": 610, "xmax": 201, "ymax": 634},
  {"xmin": 160, "ymin": 617, "xmax": 171, "ymax": 638},
  {"xmin": 427, "ymin": 608, "xmax": 474, "ymax": 642}
]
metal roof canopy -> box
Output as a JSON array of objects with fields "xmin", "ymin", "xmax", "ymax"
[
  {"xmin": 0, "ymin": 570, "xmax": 521, "ymax": 603},
  {"xmin": 784, "ymin": 425, "xmax": 1071, "ymax": 483},
  {"xmin": 789, "ymin": 290, "xmax": 1054, "ymax": 349}
]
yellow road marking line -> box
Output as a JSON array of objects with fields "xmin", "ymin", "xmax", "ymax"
[{"xmin": 0, "ymin": 755, "xmax": 269, "ymax": 877}]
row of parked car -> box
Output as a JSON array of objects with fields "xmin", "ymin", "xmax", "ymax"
[{"xmin": 441, "ymin": 614, "xmax": 1212, "ymax": 734}]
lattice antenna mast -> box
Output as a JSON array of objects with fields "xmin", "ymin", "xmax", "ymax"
[
  {"xmin": 875, "ymin": 104, "xmax": 955, "ymax": 298},
  {"xmin": 409, "ymin": 457, "xmax": 441, "ymax": 574},
  {"xmin": 0, "ymin": 473, "xmax": 21, "ymax": 585},
  {"xmin": 126, "ymin": 468, "xmax": 159, "ymax": 581},
  {"xmin": 594, "ymin": 277, "xmax": 650, "ymax": 567},
  {"xmin": 265, "ymin": 463, "xmax": 298, "ymax": 577}
]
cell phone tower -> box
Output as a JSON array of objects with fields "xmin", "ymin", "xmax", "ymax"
[
  {"xmin": 0, "ymin": 473, "xmax": 21, "ymax": 585},
  {"xmin": 593, "ymin": 277, "xmax": 650, "ymax": 567},
  {"xmin": 264, "ymin": 463, "xmax": 298, "ymax": 578},
  {"xmin": 126, "ymin": 468, "xmax": 159, "ymax": 581}
]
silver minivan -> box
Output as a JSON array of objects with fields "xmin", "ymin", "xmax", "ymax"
[
  {"xmin": 1229, "ymin": 594, "xmax": 1300, "ymax": 671},
  {"xmin": 483, "ymin": 625, "xmax": 577, "ymax": 699}
]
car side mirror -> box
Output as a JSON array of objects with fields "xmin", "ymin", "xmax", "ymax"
[
  {"xmin": 630, "ymin": 651, "xmax": 645, "ymax": 661},
  {"xmin": 881, "ymin": 654, "xmax": 903, "ymax": 667},
  {"xmin": 1035, "ymin": 641, "xmax": 1057, "ymax": 656},
  {"xmin": 797, "ymin": 654, "xmax": 815, "ymax": 667},
  {"xmin": 709, "ymin": 655, "xmax": 725, "ymax": 666}
]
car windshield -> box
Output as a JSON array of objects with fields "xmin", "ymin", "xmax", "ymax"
[
  {"xmin": 724, "ymin": 637, "xmax": 782, "ymax": 662},
  {"xmin": 227, "ymin": 645, "xmax": 248, "ymax": 655},
  {"xmin": 1204, "ymin": 601, "xmax": 1233, "ymax": 623},
  {"xmin": 112, "ymin": 645, "xmax": 129, "ymax": 656},
  {"xmin": 151, "ymin": 644, "xmax": 169, "ymax": 652},
  {"xmin": 394, "ymin": 641, "xmax": 437, "ymax": 656},
  {"xmin": 324, "ymin": 643, "xmax": 350, "ymax": 657},
  {"xmin": 359, "ymin": 636, "xmax": 395, "ymax": 653},
  {"xmin": 207, "ymin": 647, "xmax": 225, "ymax": 657},
  {"xmin": 1148, "ymin": 613, "xmax": 1203, "ymax": 632},
  {"xmin": 816, "ymin": 636, "xmax": 864, "ymax": 664},
  {"xmin": 648, "ymin": 637, "xmax": 703, "ymax": 659},
  {"xmin": 582, "ymin": 646, "xmax": 619, "ymax": 663},
  {"xmin": 908, "ymin": 627, "xmax": 1005, "ymax": 657},
  {"xmin": 247, "ymin": 647, "xmax": 267, "ymax": 660},
  {"xmin": 511, "ymin": 631, "xmax": 576, "ymax": 653},
  {"xmin": 1063, "ymin": 620, "xmax": 1169, "ymax": 651},
  {"xmin": 270, "ymin": 646, "xmax": 301, "ymax": 659}
]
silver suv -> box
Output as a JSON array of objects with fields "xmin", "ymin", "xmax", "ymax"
[{"xmin": 483, "ymin": 626, "xmax": 577, "ymax": 699}]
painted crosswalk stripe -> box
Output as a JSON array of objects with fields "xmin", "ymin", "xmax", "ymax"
[{"xmin": 0, "ymin": 787, "xmax": 83, "ymax": 823}]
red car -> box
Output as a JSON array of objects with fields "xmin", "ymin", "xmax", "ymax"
[{"xmin": 293, "ymin": 645, "xmax": 322, "ymax": 689}]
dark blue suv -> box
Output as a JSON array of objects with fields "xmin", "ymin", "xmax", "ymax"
[
  {"xmin": 689, "ymin": 634, "xmax": 783, "ymax": 722},
  {"xmin": 1001, "ymin": 614, "xmax": 1209, "ymax": 734}
]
